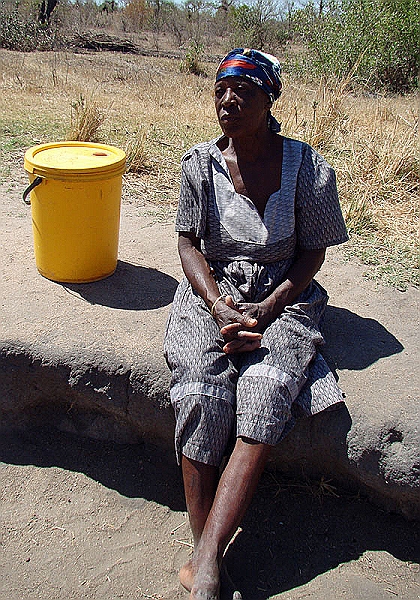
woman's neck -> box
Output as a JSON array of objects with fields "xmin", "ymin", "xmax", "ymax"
[{"xmin": 224, "ymin": 129, "xmax": 275, "ymax": 163}]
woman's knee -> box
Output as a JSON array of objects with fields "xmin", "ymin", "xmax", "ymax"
[{"xmin": 175, "ymin": 394, "xmax": 235, "ymax": 467}]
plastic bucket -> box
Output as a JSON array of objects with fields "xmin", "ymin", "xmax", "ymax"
[{"xmin": 23, "ymin": 141, "xmax": 126, "ymax": 283}]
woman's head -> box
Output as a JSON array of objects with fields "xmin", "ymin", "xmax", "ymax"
[
  {"xmin": 215, "ymin": 48, "xmax": 282, "ymax": 136},
  {"xmin": 215, "ymin": 48, "xmax": 282, "ymax": 103}
]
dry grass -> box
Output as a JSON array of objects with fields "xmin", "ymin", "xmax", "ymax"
[
  {"xmin": 0, "ymin": 48, "xmax": 418, "ymax": 288},
  {"xmin": 125, "ymin": 129, "xmax": 150, "ymax": 174},
  {"xmin": 274, "ymin": 73, "xmax": 419, "ymax": 289},
  {"xmin": 67, "ymin": 94, "xmax": 105, "ymax": 142},
  {"xmin": 261, "ymin": 471, "xmax": 347, "ymax": 503}
]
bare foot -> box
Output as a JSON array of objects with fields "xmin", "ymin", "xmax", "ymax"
[
  {"xmin": 189, "ymin": 556, "xmax": 220, "ymax": 600},
  {"xmin": 180, "ymin": 558, "xmax": 241, "ymax": 599},
  {"xmin": 179, "ymin": 559, "xmax": 194, "ymax": 592}
]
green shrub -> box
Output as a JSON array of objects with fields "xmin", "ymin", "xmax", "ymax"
[
  {"xmin": 228, "ymin": 0, "xmax": 289, "ymax": 51},
  {"xmin": 293, "ymin": 0, "xmax": 419, "ymax": 92},
  {"xmin": 180, "ymin": 40, "xmax": 207, "ymax": 77}
]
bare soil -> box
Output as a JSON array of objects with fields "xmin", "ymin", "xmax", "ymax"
[{"xmin": 1, "ymin": 427, "xmax": 419, "ymax": 600}]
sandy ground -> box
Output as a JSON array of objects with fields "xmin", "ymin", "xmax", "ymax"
[{"xmin": 1, "ymin": 427, "xmax": 419, "ymax": 600}]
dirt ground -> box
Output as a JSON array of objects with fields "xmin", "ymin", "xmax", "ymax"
[{"xmin": 1, "ymin": 427, "xmax": 419, "ymax": 600}]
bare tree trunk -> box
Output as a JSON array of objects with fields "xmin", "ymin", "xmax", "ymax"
[{"xmin": 38, "ymin": 0, "xmax": 58, "ymax": 25}]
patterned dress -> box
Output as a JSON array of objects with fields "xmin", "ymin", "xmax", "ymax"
[{"xmin": 164, "ymin": 135, "xmax": 349, "ymax": 467}]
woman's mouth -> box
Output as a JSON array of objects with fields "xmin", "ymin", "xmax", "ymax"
[{"xmin": 220, "ymin": 113, "xmax": 238, "ymax": 123}]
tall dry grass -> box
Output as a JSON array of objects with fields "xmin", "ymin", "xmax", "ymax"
[
  {"xmin": 125, "ymin": 129, "xmax": 150, "ymax": 174},
  {"xmin": 0, "ymin": 49, "xmax": 418, "ymax": 288},
  {"xmin": 275, "ymin": 74, "xmax": 419, "ymax": 288},
  {"xmin": 67, "ymin": 94, "xmax": 105, "ymax": 142}
]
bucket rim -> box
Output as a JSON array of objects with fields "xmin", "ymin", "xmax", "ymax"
[{"xmin": 24, "ymin": 141, "xmax": 126, "ymax": 178}]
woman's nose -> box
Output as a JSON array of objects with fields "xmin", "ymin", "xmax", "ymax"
[{"xmin": 221, "ymin": 88, "xmax": 236, "ymax": 106}]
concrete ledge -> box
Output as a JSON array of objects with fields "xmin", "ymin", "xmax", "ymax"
[{"xmin": 1, "ymin": 181, "xmax": 419, "ymax": 520}]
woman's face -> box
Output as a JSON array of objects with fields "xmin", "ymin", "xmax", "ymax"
[{"xmin": 214, "ymin": 76, "xmax": 271, "ymax": 138}]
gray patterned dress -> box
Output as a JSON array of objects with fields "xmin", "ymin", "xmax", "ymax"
[{"xmin": 164, "ymin": 135, "xmax": 349, "ymax": 466}]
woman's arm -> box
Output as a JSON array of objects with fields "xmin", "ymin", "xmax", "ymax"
[
  {"xmin": 261, "ymin": 247, "xmax": 326, "ymax": 318},
  {"xmin": 221, "ymin": 248, "xmax": 326, "ymax": 353},
  {"xmin": 178, "ymin": 232, "xmax": 262, "ymax": 352},
  {"xmin": 178, "ymin": 232, "xmax": 221, "ymax": 309}
]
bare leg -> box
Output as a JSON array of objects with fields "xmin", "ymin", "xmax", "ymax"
[
  {"xmin": 182, "ymin": 457, "xmax": 219, "ymax": 545},
  {"xmin": 179, "ymin": 457, "xmax": 219, "ymax": 592},
  {"xmin": 189, "ymin": 437, "xmax": 271, "ymax": 600}
]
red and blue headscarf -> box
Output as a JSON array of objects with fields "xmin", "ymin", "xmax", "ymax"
[{"xmin": 216, "ymin": 48, "xmax": 282, "ymax": 103}]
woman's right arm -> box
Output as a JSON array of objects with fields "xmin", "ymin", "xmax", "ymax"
[
  {"xmin": 178, "ymin": 232, "xmax": 261, "ymax": 352},
  {"xmin": 178, "ymin": 232, "xmax": 221, "ymax": 310}
]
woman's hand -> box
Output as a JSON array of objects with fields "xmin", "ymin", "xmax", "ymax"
[
  {"xmin": 178, "ymin": 234, "xmax": 262, "ymax": 354},
  {"xmin": 218, "ymin": 296, "xmax": 278, "ymax": 354},
  {"xmin": 178, "ymin": 232, "xmax": 325, "ymax": 355},
  {"xmin": 213, "ymin": 296, "xmax": 264, "ymax": 354},
  {"xmin": 219, "ymin": 248, "xmax": 327, "ymax": 354}
]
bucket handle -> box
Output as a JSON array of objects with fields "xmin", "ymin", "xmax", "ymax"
[{"xmin": 23, "ymin": 176, "xmax": 43, "ymax": 205}]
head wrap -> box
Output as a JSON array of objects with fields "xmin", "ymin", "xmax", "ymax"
[{"xmin": 216, "ymin": 48, "xmax": 282, "ymax": 103}]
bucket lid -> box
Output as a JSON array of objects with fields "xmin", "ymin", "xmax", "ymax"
[{"xmin": 24, "ymin": 141, "xmax": 126, "ymax": 179}]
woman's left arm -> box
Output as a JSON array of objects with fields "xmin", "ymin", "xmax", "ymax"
[
  {"xmin": 221, "ymin": 248, "xmax": 325, "ymax": 352},
  {"xmin": 259, "ymin": 247, "xmax": 326, "ymax": 321}
]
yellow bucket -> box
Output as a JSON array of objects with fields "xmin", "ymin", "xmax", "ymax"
[{"xmin": 23, "ymin": 141, "xmax": 126, "ymax": 283}]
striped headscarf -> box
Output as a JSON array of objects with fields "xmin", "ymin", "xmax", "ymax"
[{"xmin": 216, "ymin": 48, "xmax": 282, "ymax": 102}]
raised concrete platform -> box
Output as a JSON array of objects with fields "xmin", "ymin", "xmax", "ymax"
[{"xmin": 1, "ymin": 179, "xmax": 419, "ymax": 519}]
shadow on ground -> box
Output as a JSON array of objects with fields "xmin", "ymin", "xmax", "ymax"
[
  {"xmin": 225, "ymin": 472, "xmax": 420, "ymax": 599},
  {"xmin": 61, "ymin": 260, "xmax": 179, "ymax": 310},
  {"xmin": 0, "ymin": 427, "xmax": 418, "ymax": 600},
  {"xmin": 322, "ymin": 305, "xmax": 404, "ymax": 371},
  {"xmin": 0, "ymin": 427, "xmax": 184, "ymax": 511}
]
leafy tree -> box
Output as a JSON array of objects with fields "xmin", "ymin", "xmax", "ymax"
[
  {"xmin": 100, "ymin": 0, "xmax": 117, "ymax": 13},
  {"xmin": 228, "ymin": 0, "xmax": 289, "ymax": 50},
  {"xmin": 294, "ymin": 0, "xmax": 419, "ymax": 92}
]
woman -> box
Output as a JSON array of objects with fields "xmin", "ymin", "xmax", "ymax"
[{"xmin": 164, "ymin": 48, "xmax": 348, "ymax": 600}]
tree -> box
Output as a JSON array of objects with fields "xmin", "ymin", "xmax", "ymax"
[
  {"xmin": 294, "ymin": 0, "xmax": 419, "ymax": 92},
  {"xmin": 123, "ymin": 0, "xmax": 151, "ymax": 32},
  {"xmin": 228, "ymin": 0, "xmax": 289, "ymax": 50},
  {"xmin": 184, "ymin": 0, "xmax": 213, "ymax": 44},
  {"xmin": 38, "ymin": 0, "xmax": 59, "ymax": 24}
]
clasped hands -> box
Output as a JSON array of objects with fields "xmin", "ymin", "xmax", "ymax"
[{"xmin": 213, "ymin": 295, "xmax": 274, "ymax": 354}]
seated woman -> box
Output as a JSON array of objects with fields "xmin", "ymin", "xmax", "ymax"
[{"xmin": 164, "ymin": 48, "xmax": 348, "ymax": 600}]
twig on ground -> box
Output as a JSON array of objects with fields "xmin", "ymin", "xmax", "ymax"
[
  {"xmin": 175, "ymin": 539, "xmax": 194, "ymax": 548},
  {"xmin": 170, "ymin": 521, "xmax": 186, "ymax": 534}
]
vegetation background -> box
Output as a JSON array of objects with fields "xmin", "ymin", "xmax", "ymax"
[{"xmin": 0, "ymin": 0, "xmax": 418, "ymax": 289}]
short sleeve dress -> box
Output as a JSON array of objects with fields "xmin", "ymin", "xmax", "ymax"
[{"xmin": 164, "ymin": 135, "xmax": 349, "ymax": 467}]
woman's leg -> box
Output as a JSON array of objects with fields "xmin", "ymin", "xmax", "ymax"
[
  {"xmin": 174, "ymin": 394, "xmax": 237, "ymax": 594},
  {"xmin": 182, "ymin": 457, "xmax": 219, "ymax": 546},
  {"xmin": 179, "ymin": 457, "xmax": 219, "ymax": 592},
  {"xmin": 187, "ymin": 437, "xmax": 271, "ymax": 600}
]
